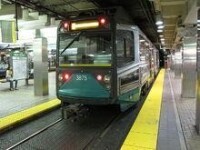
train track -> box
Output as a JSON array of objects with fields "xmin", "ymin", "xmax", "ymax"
[
  {"xmin": 6, "ymin": 118, "xmax": 63, "ymax": 150},
  {"xmin": 3, "ymin": 94, "xmax": 148, "ymax": 150},
  {"xmin": 2, "ymin": 105, "xmax": 120, "ymax": 150},
  {"xmin": 82, "ymin": 109, "xmax": 121, "ymax": 150}
]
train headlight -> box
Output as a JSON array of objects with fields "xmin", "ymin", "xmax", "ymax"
[
  {"xmin": 58, "ymin": 72, "xmax": 71, "ymax": 82},
  {"xmin": 97, "ymin": 74, "xmax": 103, "ymax": 81},
  {"xmin": 95, "ymin": 73, "xmax": 111, "ymax": 91},
  {"xmin": 63, "ymin": 22, "xmax": 69, "ymax": 28},
  {"xmin": 104, "ymin": 74, "xmax": 111, "ymax": 83},
  {"xmin": 61, "ymin": 21, "xmax": 70, "ymax": 31},
  {"xmin": 64, "ymin": 73, "xmax": 70, "ymax": 80},
  {"xmin": 104, "ymin": 74, "xmax": 111, "ymax": 90},
  {"xmin": 99, "ymin": 17, "xmax": 106, "ymax": 25},
  {"xmin": 58, "ymin": 74, "xmax": 63, "ymax": 81}
]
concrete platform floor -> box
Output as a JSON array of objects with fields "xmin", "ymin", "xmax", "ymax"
[
  {"xmin": 0, "ymin": 72, "xmax": 56, "ymax": 118},
  {"xmin": 158, "ymin": 69, "xmax": 200, "ymax": 150}
]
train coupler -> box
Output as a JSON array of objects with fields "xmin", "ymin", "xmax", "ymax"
[{"xmin": 62, "ymin": 104, "xmax": 89, "ymax": 120}]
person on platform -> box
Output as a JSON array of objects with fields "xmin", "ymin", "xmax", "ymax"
[{"xmin": 6, "ymin": 66, "xmax": 18, "ymax": 91}]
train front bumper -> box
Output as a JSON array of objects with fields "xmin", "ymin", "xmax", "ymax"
[{"xmin": 58, "ymin": 88, "xmax": 113, "ymax": 104}]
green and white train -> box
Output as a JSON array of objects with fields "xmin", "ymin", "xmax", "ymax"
[{"xmin": 56, "ymin": 8, "xmax": 160, "ymax": 112}]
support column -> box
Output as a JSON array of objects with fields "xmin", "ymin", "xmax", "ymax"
[
  {"xmin": 196, "ymin": 8, "xmax": 200, "ymax": 134},
  {"xmin": 172, "ymin": 51, "xmax": 182, "ymax": 78},
  {"xmin": 33, "ymin": 35, "xmax": 49, "ymax": 96},
  {"xmin": 182, "ymin": 37, "xmax": 196, "ymax": 98}
]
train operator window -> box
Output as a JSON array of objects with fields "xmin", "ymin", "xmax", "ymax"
[
  {"xmin": 116, "ymin": 30, "xmax": 134, "ymax": 67},
  {"xmin": 59, "ymin": 31, "xmax": 112, "ymax": 65}
]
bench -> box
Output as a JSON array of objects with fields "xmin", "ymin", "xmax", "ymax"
[{"xmin": 0, "ymin": 79, "xmax": 8, "ymax": 83}]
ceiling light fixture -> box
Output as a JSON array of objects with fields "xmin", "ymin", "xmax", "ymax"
[
  {"xmin": 139, "ymin": 39, "xmax": 145, "ymax": 42},
  {"xmin": 158, "ymin": 25, "xmax": 164, "ymax": 29},
  {"xmin": 155, "ymin": 11, "xmax": 164, "ymax": 25},
  {"xmin": 156, "ymin": 21, "xmax": 163, "ymax": 25},
  {"xmin": 157, "ymin": 29, "xmax": 163, "ymax": 33}
]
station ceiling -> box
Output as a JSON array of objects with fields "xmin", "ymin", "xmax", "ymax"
[{"xmin": 1, "ymin": 0, "xmax": 198, "ymax": 50}]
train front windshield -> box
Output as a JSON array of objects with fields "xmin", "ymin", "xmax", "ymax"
[{"xmin": 58, "ymin": 31, "xmax": 112, "ymax": 66}]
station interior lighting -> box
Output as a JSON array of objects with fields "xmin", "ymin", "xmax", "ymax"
[
  {"xmin": 139, "ymin": 39, "xmax": 145, "ymax": 42},
  {"xmin": 156, "ymin": 20, "xmax": 163, "ymax": 25},
  {"xmin": 161, "ymin": 38, "xmax": 165, "ymax": 41},
  {"xmin": 155, "ymin": 12, "xmax": 163, "ymax": 26},
  {"xmin": 157, "ymin": 29, "xmax": 163, "ymax": 33},
  {"xmin": 155, "ymin": 11, "xmax": 165, "ymax": 46},
  {"xmin": 158, "ymin": 25, "xmax": 164, "ymax": 29}
]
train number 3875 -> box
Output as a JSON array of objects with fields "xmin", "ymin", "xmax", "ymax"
[{"xmin": 76, "ymin": 75, "xmax": 88, "ymax": 81}]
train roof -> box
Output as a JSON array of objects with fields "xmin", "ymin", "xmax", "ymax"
[
  {"xmin": 65, "ymin": 7, "xmax": 133, "ymax": 24},
  {"xmin": 116, "ymin": 24, "xmax": 154, "ymax": 45}
]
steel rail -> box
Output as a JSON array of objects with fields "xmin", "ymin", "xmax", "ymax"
[{"xmin": 6, "ymin": 118, "xmax": 63, "ymax": 150}]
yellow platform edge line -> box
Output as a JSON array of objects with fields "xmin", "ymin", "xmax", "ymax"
[
  {"xmin": 121, "ymin": 69, "xmax": 165, "ymax": 150},
  {"xmin": 0, "ymin": 99, "xmax": 61, "ymax": 131}
]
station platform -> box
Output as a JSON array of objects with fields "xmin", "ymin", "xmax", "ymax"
[
  {"xmin": 0, "ymin": 72, "xmax": 60, "ymax": 131},
  {"xmin": 0, "ymin": 69, "xmax": 200, "ymax": 150},
  {"xmin": 121, "ymin": 69, "xmax": 200, "ymax": 150}
]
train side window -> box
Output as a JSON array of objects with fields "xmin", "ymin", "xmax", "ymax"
[
  {"xmin": 116, "ymin": 30, "xmax": 134, "ymax": 67},
  {"xmin": 139, "ymin": 35, "xmax": 150, "ymax": 62}
]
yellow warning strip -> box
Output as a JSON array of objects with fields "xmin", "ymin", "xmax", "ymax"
[
  {"xmin": 121, "ymin": 69, "xmax": 165, "ymax": 150},
  {"xmin": 0, "ymin": 99, "xmax": 61, "ymax": 131}
]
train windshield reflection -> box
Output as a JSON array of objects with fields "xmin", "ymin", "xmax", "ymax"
[{"xmin": 59, "ymin": 31, "xmax": 112, "ymax": 66}]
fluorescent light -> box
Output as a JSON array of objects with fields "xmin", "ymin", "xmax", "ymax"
[
  {"xmin": 158, "ymin": 25, "xmax": 164, "ymax": 29},
  {"xmin": 157, "ymin": 29, "xmax": 163, "ymax": 33},
  {"xmin": 155, "ymin": 12, "xmax": 163, "ymax": 26},
  {"xmin": 198, "ymin": 20, "xmax": 200, "ymax": 23},
  {"xmin": 139, "ymin": 39, "xmax": 145, "ymax": 42},
  {"xmin": 156, "ymin": 21, "xmax": 163, "ymax": 25},
  {"xmin": 161, "ymin": 38, "xmax": 165, "ymax": 41},
  {"xmin": 159, "ymin": 35, "xmax": 164, "ymax": 37}
]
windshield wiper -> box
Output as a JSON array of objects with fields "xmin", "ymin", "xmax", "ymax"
[{"xmin": 60, "ymin": 31, "xmax": 83, "ymax": 55}]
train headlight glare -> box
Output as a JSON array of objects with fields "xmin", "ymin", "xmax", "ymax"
[
  {"xmin": 99, "ymin": 18, "xmax": 106, "ymax": 24},
  {"xmin": 104, "ymin": 75, "xmax": 111, "ymax": 83},
  {"xmin": 58, "ymin": 74, "xmax": 63, "ymax": 81},
  {"xmin": 62, "ymin": 21, "xmax": 70, "ymax": 31},
  {"xmin": 64, "ymin": 73, "xmax": 70, "ymax": 80},
  {"xmin": 97, "ymin": 74, "xmax": 103, "ymax": 81}
]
